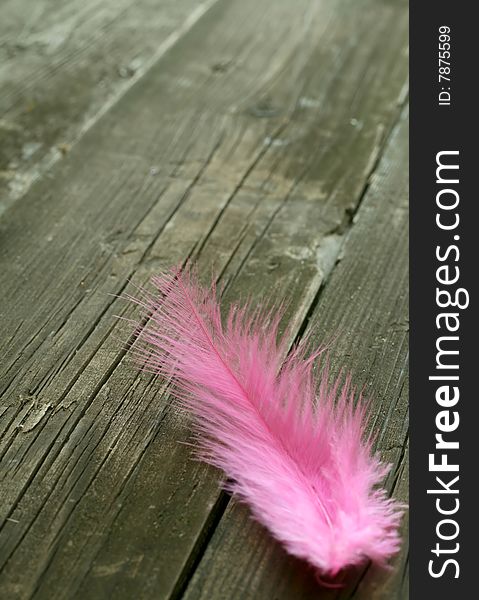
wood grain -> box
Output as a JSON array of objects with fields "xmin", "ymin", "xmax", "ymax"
[
  {"xmin": 0, "ymin": 0, "xmax": 218, "ymax": 214},
  {"xmin": 0, "ymin": 0, "xmax": 408, "ymax": 598}
]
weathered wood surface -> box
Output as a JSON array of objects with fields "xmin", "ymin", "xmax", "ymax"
[
  {"xmin": 0, "ymin": 0, "xmax": 409, "ymax": 598},
  {"xmin": 0, "ymin": 0, "xmax": 217, "ymax": 214}
]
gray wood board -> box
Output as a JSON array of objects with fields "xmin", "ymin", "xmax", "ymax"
[
  {"xmin": 182, "ymin": 107, "xmax": 409, "ymax": 600},
  {"xmin": 0, "ymin": 0, "xmax": 408, "ymax": 598},
  {"xmin": 0, "ymin": 0, "xmax": 218, "ymax": 213}
]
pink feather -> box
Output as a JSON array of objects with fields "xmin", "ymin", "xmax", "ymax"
[{"xmin": 126, "ymin": 266, "xmax": 403, "ymax": 577}]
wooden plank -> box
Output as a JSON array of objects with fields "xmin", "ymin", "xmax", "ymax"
[
  {"xmin": 71, "ymin": 4, "xmax": 408, "ymax": 598},
  {"xmin": 182, "ymin": 108, "xmax": 409, "ymax": 600},
  {"xmin": 0, "ymin": 0, "xmax": 408, "ymax": 597},
  {"xmin": 0, "ymin": 0, "xmax": 218, "ymax": 214}
]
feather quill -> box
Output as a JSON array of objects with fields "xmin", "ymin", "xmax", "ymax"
[{"xmin": 127, "ymin": 266, "xmax": 403, "ymax": 576}]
